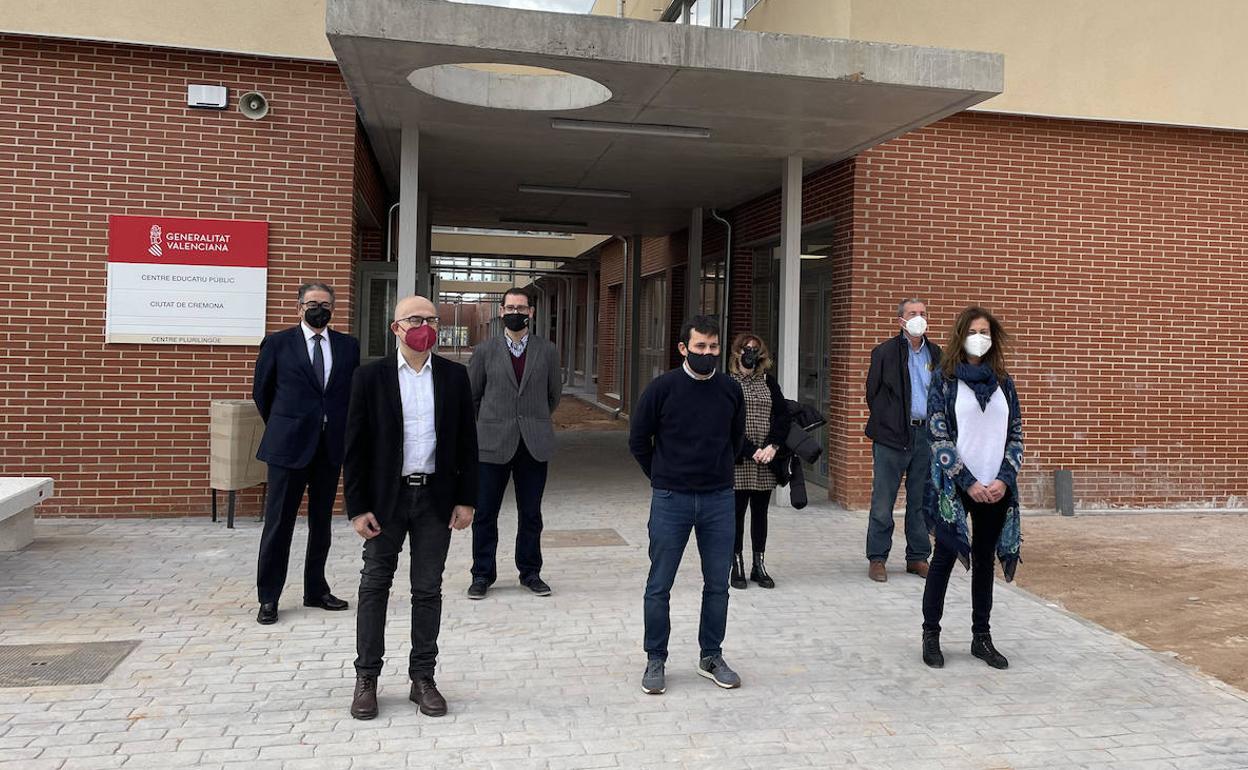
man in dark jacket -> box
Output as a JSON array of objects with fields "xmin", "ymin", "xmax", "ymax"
[
  {"xmin": 343, "ymin": 294, "xmax": 478, "ymax": 720},
  {"xmin": 864, "ymin": 298, "xmax": 941, "ymax": 582},
  {"xmin": 253, "ymin": 282, "xmax": 360, "ymax": 624}
]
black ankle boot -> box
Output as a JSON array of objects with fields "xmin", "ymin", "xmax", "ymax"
[
  {"xmin": 749, "ymin": 552, "xmax": 775, "ymax": 589},
  {"xmin": 971, "ymin": 632, "xmax": 1009, "ymax": 669},
  {"xmin": 922, "ymin": 630, "xmax": 944, "ymax": 668},
  {"xmin": 730, "ymin": 553, "xmax": 747, "ymax": 589}
]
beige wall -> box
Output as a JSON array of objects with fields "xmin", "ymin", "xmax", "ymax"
[
  {"xmin": 589, "ymin": 0, "xmax": 671, "ymax": 21},
  {"xmin": 0, "ymin": 0, "xmax": 334, "ymax": 60},
  {"xmin": 742, "ymin": 0, "xmax": 1248, "ymax": 131}
]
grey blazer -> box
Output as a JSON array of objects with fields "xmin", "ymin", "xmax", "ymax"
[{"xmin": 468, "ymin": 334, "xmax": 562, "ymax": 464}]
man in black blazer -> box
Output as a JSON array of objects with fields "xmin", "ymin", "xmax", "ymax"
[
  {"xmin": 344, "ymin": 294, "xmax": 478, "ymax": 721},
  {"xmin": 253, "ymin": 282, "xmax": 360, "ymax": 624},
  {"xmin": 864, "ymin": 298, "xmax": 941, "ymax": 583}
]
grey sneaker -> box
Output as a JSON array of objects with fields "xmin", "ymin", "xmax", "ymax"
[
  {"xmin": 641, "ymin": 659, "xmax": 666, "ymax": 694},
  {"xmin": 697, "ymin": 655, "xmax": 741, "ymax": 689}
]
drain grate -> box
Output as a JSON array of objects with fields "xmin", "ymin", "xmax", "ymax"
[
  {"xmin": 0, "ymin": 641, "xmax": 140, "ymax": 688},
  {"xmin": 542, "ymin": 528, "xmax": 629, "ymax": 548}
]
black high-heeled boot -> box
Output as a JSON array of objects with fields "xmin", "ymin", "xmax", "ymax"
[
  {"xmin": 922, "ymin": 630, "xmax": 944, "ymax": 668},
  {"xmin": 971, "ymin": 632, "xmax": 1009, "ymax": 669},
  {"xmin": 730, "ymin": 553, "xmax": 747, "ymax": 589},
  {"xmin": 749, "ymin": 552, "xmax": 775, "ymax": 589}
]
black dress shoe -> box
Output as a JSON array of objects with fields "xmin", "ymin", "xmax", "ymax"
[
  {"xmin": 410, "ymin": 676, "xmax": 448, "ymax": 717},
  {"xmin": 467, "ymin": 578, "xmax": 490, "ymax": 600},
  {"xmin": 304, "ymin": 593, "xmax": 349, "ymax": 611},
  {"xmin": 522, "ymin": 576, "xmax": 551, "ymax": 596},
  {"xmin": 350, "ymin": 674, "xmax": 379, "ymax": 720},
  {"xmin": 257, "ymin": 602, "xmax": 278, "ymax": 625}
]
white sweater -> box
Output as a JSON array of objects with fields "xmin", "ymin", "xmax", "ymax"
[{"xmin": 955, "ymin": 381, "xmax": 1009, "ymax": 486}]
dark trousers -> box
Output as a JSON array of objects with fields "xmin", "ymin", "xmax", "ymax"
[
  {"xmin": 866, "ymin": 426, "xmax": 933, "ymax": 563},
  {"xmin": 733, "ymin": 490, "xmax": 771, "ymax": 553},
  {"xmin": 355, "ymin": 485, "xmax": 452, "ymax": 679},
  {"xmin": 256, "ymin": 433, "xmax": 339, "ymax": 604},
  {"xmin": 643, "ymin": 487, "xmax": 735, "ymax": 662},
  {"xmin": 922, "ymin": 490, "xmax": 1010, "ymax": 634},
  {"xmin": 471, "ymin": 440, "xmax": 547, "ymax": 583}
]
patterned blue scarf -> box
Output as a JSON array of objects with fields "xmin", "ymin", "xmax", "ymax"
[{"xmin": 956, "ymin": 362, "xmax": 998, "ymax": 410}]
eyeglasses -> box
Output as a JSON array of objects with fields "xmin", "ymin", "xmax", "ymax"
[
  {"xmin": 300, "ymin": 301, "xmax": 333, "ymax": 310},
  {"xmin": 398, "ymin": 315, "xmax": 441, "ymax": 327},
  {"xmin": 502, "ymin": 305, "xmax": 531, "ymax": 314}
]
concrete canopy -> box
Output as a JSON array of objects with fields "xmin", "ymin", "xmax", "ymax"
[{"xmin": 328, "ymin": 0, "xmax": 1003, "ymax": 236}]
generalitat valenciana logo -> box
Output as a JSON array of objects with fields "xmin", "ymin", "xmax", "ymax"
[{"xmin": 148, "ymin": 224, "xmax": 163, "ymax": 257}]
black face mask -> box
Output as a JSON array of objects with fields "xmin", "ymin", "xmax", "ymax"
[
  {"xmin": 503, "ymin": 313, "xmax": 529, "ymax": 332},
  {"xmin": 304, "ymin": 306, "xmax": 332, "ymax": 329},
  {"xmin": 740, "ymin": 347, "xmax": 761, "ymax": 370},
  {"xmin": 686, "ymin": 351, "xmax": 718, "ymax": 376}
]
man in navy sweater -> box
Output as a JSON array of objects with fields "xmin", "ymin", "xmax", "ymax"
[{"xmin": 628, "ymin": 315, "xmax": 746, "ymax": 695}]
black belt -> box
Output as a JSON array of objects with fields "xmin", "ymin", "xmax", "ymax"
[
  {"xmin": 910, "ymin": 418, "xmax": 926, "ymax": 427},
  {"xmin": 402, "ymin": 473, "xmax": 433, "ymax": 487}
]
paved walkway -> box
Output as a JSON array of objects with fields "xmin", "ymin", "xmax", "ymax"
[{"xmin": 3, "ymin": 430, "xmax": 1248, "ymax": 769}]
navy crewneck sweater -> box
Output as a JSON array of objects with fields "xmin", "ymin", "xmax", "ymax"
[{"xmin": 628, "ymin": 366, "xmax": 745, "ymax": 493}]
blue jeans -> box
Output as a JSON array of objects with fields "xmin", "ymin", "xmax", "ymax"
[
  {"xmin": 866, "ymin": 426, "xmax": 933, "ymax": 564},
  {"xmin": 643, "ymin": 487, "xmax": 735, "ymax": 662}
]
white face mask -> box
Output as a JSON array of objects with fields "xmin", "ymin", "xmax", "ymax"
[
  {"xmin": 903, "ymin": 316, "xmax": 927, "ymax": 337},
  {"xmin": 963, "ymin": 333, "xmax": 992, "ymax": 358}
]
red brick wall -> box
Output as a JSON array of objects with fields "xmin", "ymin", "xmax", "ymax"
[
  {"xmin": 844, "ymin": 112, "xmax": 1248, "ymax": 509},
  {"xmin": 0, "ymin": 35, "xmax": 358, "ymax": 517}
]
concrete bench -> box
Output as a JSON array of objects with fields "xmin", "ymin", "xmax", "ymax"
[{"xmin": 0, "ymin": 477, "xmax": 54, "ymax": 551}]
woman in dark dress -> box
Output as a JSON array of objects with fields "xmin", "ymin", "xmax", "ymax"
[{"xmin": 728, "ymin": 333, "xmax": 790, "ymax": 590}]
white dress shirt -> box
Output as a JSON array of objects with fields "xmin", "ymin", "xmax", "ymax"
[
  {"xmin": 398, "ymin": 350, "xmax": 437, "ymax": 475},
  {"xmin": 301, "ymin": 321, "xmax": 333, "ymax": 388}
]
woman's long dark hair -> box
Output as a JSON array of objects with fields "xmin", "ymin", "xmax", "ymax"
[{"xmin": 939, "ymin": 305, "xmax": 1011, "ymax": 379}]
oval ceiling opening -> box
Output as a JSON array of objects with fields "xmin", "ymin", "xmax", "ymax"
[{"xmin": 407, "ymin": 63, "xmax": 612, "ymax": 111}]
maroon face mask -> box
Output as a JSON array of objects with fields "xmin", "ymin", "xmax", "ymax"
[{"xmin": 404, "ymin": 324, "xmax": 437, "ymax": 352}]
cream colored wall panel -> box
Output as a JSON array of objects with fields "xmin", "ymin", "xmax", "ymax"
[
  {"xmin": 742, "ymin": 0, "xmax": 1248, "ymax": 130},
  {"xmin": 0, "ymin": 0, "xmax": 334, "ymax": 60}
]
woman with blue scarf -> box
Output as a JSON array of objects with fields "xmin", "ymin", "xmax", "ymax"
[{"xmin": 921, "ymin": 306, "xmax": 1023, "ymax": 670}]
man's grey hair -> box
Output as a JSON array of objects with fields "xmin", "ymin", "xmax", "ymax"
[
  {"xmin": 896, "ymin": 298, "xmax": 926, "ymax": 317},
  {"xmin": 298, "ymin": 282, "xmax": 336, "ymax": 302}
]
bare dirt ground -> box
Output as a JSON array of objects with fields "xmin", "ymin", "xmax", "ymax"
[
  {"xmin": 553, "ymin": 395, "xmax": 627, "ymax": 431},
  {"xmin": 1016, "ymin": 512, "xmax": 1248, "ymax": 691}
]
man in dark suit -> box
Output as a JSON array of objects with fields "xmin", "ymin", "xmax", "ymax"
[
  {"xmin": 252, "ymin": 281, "xmax": 360, "ymax": 625},
  {"xmin": 864, "ymin": 298, "xmax": 941, "ymax": 583},
  {"xmin": 465, "ymin": 287, "xmax": 561, "ymax": 599},
  {"xmin": 344, "ymin": 294, "xmax": 478, "ymax": 721}
]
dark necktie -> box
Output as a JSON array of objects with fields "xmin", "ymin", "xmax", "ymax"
[{"xmin": 312, "ymin": 334, "xmax": 326, "ymax": 391}]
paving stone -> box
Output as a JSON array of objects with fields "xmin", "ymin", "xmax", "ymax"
[{"xmin": 2, "ymin": 431, "xmax": 1248, "ymax": 768}]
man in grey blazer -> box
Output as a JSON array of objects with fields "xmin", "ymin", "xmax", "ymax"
[{"xmin": 466, "ymin": 287, "xmax": 562, "ymax": 598}]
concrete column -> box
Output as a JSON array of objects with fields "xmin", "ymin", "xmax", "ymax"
[
  {"xmin": 416, "ymin": 191, "xmax": 432, "ymax": 298},
  {"xmin": 397, "ymin": 128, "xmax": 420, "ymax": 296},
  {"xmin": 628, "ymin": 233, "xmax": 643, "ymax": 413},
  {"xmin": 777, "ymin": 155, "xmax": 803, "ymax": 509},
  {"xmin": 778, "ymin": 155, "xmax": 802, "ymax": 399},
  {"xmin": 686, "ymin": 208, "xmax": 703, "ymax": 320},
  {"xmin": 584, "ymin": 263, "xmax": 597, "ymax": 390},
  {"xmin": 566, "ymin": 277, "xmax": 577, "ymax": 386}
]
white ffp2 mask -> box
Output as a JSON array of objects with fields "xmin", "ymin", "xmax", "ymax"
[
  {"xmin": 963, "ymin": 334, "xmax": 992, "ymax": 358},
  {"xmin": 903, "ymin": 316, "xmax": 927, "ymax": 337}
]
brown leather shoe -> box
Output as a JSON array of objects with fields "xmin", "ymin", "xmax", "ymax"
[
  {"xmin": 906, "ymin": 561, "xmax": 929, "ymax": 578},
  {"xmin": 350, "ymin": 674, "xmax": 378, "ymax": 720},
  {"xmin": 410, "ymin": 676, "xmax": 448, "ymax": 717},
  {"xmin": 868, "ymin": 561, "xmax": 887, "ymax": 582}
]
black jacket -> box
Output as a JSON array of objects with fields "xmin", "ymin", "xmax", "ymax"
[
  {"xmin": 343, "ymin": 353, "xmax": 478, "ymax": 523},
  {"xmin": 252, "ymin": 325, "xmax": 360, "ymax": 468},
  {"xmin": 865, "ymin": 333, "xmax": 941, "ymax": 452}
]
